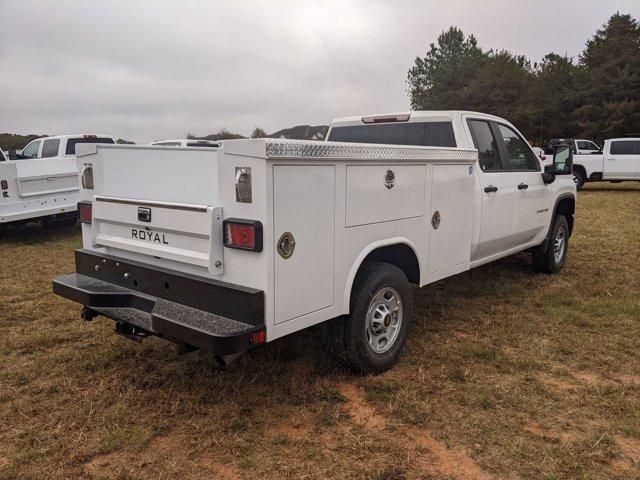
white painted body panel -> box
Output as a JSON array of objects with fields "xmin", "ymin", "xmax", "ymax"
[
  {"xmin": 602, "ymin": 138, "xmax": 640, "ymax": 180},
  {"xmin": 573, "ymin": 153, "xmax": 604, "ymax": 178},
  {"xmin": 76, "ymin": 111, "xmax": 574, "ymax": 343},
  {"xmin": 0, "ymin": 157, "xmax": 80, "ymax": 223}
]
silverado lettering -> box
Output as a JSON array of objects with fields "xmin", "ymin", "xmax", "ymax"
[{"xmin": 131, "ymin": 229, "xmax": 169, "ymax": 245}]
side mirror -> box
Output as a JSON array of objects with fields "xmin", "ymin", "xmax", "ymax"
[
  {"xmin": 8, "ymin": 149, "xmax": 17, "ymax": 160},
  {"xmin": 542, "ymin": 145, "xmax": 573, "ymax": 184}
]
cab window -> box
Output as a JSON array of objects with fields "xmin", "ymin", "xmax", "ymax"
[
  {"xmin": 577, "ymin": 140, "xmax": 599, "ymax": 151},
  {"xmin": 468, "ymin": 120, "xmax": 502, "ymax": 171},
  {"xmin": 42, "ymin": 139, "xmax": 61, "ymax": 158},
  {"xmin": 21, "ymin": 140, "xmax": 41, "ymax": 159},
  {"xmin": 610, "ymin": 141, "xmax": 639, "ymax": 155},
  {"xmin": 496, "ymin": 124, "xmax": 539, "ymax": 171}
]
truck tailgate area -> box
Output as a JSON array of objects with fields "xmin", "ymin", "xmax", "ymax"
[{"xmin": 53, "ymin": 250, "xmax": 265, "ymax": 354}]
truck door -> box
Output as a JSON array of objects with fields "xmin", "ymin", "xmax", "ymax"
[
  {"xmin": 494, "ymin": 124, "xmax": 550, "ymax": 246},
  {"xmin": 604, "ymin": 140, "xmax": 640, "ymax": 180},
  {"xmin": 467, "ymin": 119, "xmax": 518, "ymax": 260}
]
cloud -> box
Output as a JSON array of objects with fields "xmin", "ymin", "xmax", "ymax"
[{"xmin": 0, "ymin": 0, "xmax": 638, "ymax": 143}]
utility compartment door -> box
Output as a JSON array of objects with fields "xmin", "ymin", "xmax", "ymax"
[
  {"xmin": 14, "ymin": 158, "xmax": 78, "ymax": 198},
  {"xmin": 427, "ymin": 164, "xmax": 474, "ymax": 274},
  {"xmin": 274, "ymin": 165, "xmax": 335, "ymax": 324}
]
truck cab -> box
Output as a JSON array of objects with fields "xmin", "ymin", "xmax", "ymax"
[
  {"xmin": 327, "ymin": 111, "xmax": 575, "ymax": 264},
  {"xmin": 14, "ymin": 134, "xmax": 115, "ymax": 160}
]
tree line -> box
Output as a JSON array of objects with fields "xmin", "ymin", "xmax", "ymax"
[{"xmin": 407, "ymin": 13, "xmax": 640, "ymax": 146}]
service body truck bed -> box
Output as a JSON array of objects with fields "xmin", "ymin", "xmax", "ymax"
[{"xmin": 54, "ymin": 111, "xmax": 576, "ymax": 372}]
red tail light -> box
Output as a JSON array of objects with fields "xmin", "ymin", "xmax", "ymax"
[
  {"xmin": 78, "ymin": 201, "xmax": 92, "ymax": 224},
  {"xmin": 249, "ymin": 330, "xmax": 266, "ymax": 345},
  {"xmin": 223, "ymin": 219, "xmax": 263, "ymax": 252}
]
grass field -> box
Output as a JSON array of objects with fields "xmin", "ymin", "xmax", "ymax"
[{"xmin": 1, "ymin": 183, "xmax": 639, "ymax": 480}]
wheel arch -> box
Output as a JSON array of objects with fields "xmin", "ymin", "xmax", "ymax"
[
  {"xmin": 343, "ymin": 238, "xmax": 421, "ymax": 313},
  {"xmin": 541, "ymin": 193, "xmax": 575, "ymax": 251}
]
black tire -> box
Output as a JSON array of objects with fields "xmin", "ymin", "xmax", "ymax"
[
  {"xmin": 533, "ymin": 215, "xmax": 569, "ymax": 274},
  {"xmin": 328, "ymin": 261, "xmax": 412, "ymax": 374},
  {"xmin": 572, "ymin": 170, "xmax": 585, "ymax": 190}
]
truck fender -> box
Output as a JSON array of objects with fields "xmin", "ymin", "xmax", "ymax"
[
  {"xmin": 342, "ymin": 237, "xmax": 421, "ymax": 313},
  {"xmin": 539, "ymin": 193, "xmax": 575, "ymax": 252}
]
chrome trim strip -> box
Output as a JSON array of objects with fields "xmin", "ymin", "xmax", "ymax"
[{"xmin": 94, "ymin": 196, "xmax": 208, "ymax": 213}]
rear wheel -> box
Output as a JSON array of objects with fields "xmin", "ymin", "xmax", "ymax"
[
  {"xmin": 328, "ymin": 261, "xmax": 412, "ymax": 374},
  {"xmin": 533, "ymin": 215, "xmax": 569, "ymax": 274}
]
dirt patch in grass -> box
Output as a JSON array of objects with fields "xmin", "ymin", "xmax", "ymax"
[{"xmin": 1, "ymin": 184, "xmax": 640, "ymax": 479}]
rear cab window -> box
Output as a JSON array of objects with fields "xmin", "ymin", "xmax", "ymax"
[
  {"xmin": 327, "ymin": 121, "xmax": 456, "ymax": 147},
  {"xmin": 186, "ymin": 142, "xmax": 219, "ymax": 148},
  {"xmin": 66, "ymin": 137, "xmax": 115, "ymax": 155}
]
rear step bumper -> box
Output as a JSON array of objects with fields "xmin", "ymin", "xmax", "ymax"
[{"xmin": 53, "ymin": 250, "xmax": 265, "ymax": 355}]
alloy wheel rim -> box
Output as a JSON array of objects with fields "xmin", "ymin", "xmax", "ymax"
[
  {"xmin": 554, "ymin": 228, "xmax": 566, "ymax": 264},
  {"xmin": 365, "ymin": 287, "xmax": 403, "ymax": 354}
]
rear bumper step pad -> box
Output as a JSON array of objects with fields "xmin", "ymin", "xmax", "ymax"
[{"xmin": 53, "ymin": 250, "xmax": 265, "ymax": 355}]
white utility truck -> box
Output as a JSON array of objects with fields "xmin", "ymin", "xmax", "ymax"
[
  {"xmin": 571, "ymin": 137, "xmax": 640, "ymax": 189},
  {"xmin": 53, "ymin": 112, "xmax": 575, "ymax": 373},
  {"xmin": 1, "ymin": 134, "xmax": 114, "ymax": 226}
]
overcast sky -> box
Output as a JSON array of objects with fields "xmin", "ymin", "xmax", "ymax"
[{"xmin": 1, "ymin": 0, "xmax": 638, "ymax": 143}]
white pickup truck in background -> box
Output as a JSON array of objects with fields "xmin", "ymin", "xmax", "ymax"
[
  {"xmin": 0, "ymin": 134, "xmax": 114, "ymax": 227},
  {"xmin": 53, "ymin": 111, "xmax": 575, "ymax": 373},
  {"xmin": 571, "ymin": 138, "xmax": 640, "ymax": 189}
]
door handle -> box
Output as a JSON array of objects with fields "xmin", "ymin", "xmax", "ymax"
[
  {"xmin": 484, "ymin": 185, "xmax": 498, "ymax": 193},
  {"xmin": 518, "ymin": 183, "xmax": 529, "ymax": 190},
  {"xmin": 608, "ymin": 157, "xmax": 616, "ymax": 161}
]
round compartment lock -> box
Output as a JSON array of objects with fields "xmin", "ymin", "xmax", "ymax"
[
  {"xmin": 431, "ymin": 210, "xmax": 441, "ymax": 230},
  {"xmin": 384, "ymin": 169, "xmax": 395, "ymax": 189},
  {"xmin": 277, "ymin": 231, "xmax": 296, "ymax": 259}
]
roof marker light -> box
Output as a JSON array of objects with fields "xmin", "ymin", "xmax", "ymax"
[{"xmin": 361, "ymin": 114, "xmax": 410, "ymax": 124}]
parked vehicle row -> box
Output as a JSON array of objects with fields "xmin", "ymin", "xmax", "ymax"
[{"xmin": 52, "ymin": 111, "xmax": 576, "ymax": 373}]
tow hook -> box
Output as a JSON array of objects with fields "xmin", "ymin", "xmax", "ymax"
[{"xmin": 81, "ymin": 307, "xmax": 98, "ymax": 322}]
